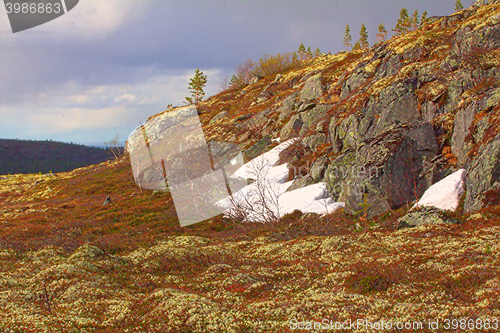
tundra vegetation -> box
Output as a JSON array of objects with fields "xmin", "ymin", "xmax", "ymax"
[{"xmin": 1, "ymin": 1, "xmax": 500, "ymax": 331}]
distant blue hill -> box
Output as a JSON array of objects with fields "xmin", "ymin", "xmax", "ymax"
[{"xmin": 0, "ymin": 139, "xmax": 122, "ymax": 175}]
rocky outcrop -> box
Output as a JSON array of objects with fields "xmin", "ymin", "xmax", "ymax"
[
  {"xmin": 365, "ymin": 79, "xmax": 420, "ymax": 138},
  {"xmin": 130, "ymin": 2, "xmax": 500, "ymax": 220},
  {"xmin": 452, "ymin": 87, "xmax": 500, "ymax": 166},
  {"xmin": 329, "ymin": 114, "xmax": 363, "ymax": 153},
  {"xmin": 209, "ymin": 111, "xmax": 228, "ymax": 124},
  {"xmin": 299, "ymin": 74, "xmax": 324, "ymax": 102},
  {"xmin": 326, "ymin": 123, "xmax": 439, "ymax": 218},
  {"xmin": 280, "ymin": 104, "xmax": 331, "ymax": 140},
  {"xmin": 277, "ymin": 92, "xmax": 299, "ymax": 122}
]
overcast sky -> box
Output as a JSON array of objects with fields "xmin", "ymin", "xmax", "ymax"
[{"xmin": 0, "ymin": 0, "xmax": 458, "ymax": 146}]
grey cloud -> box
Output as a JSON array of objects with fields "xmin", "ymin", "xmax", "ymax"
[{"xmin": 0, "ymin": 0, "xmax": 456, "ymax": 144}]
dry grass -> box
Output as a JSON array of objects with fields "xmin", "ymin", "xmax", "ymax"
[{"xmin": 0, "ymin": 183, "xmax": 499, "ymax": 332}]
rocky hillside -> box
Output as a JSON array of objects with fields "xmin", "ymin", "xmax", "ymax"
[
  {"xmin": 177, "ymin": 1, "xmax": 500, "ymax": 220},
  {"xmin": 1, "ymin": 2, "xmax": 500, "ymax": 332}
]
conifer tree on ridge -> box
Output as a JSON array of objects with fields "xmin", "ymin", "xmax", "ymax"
[
  {"xmin": 393, "ymin": 8, "xmax": 411, "ymax": 36},
  {"xmin": 343, "ymin": 24, "xmax": 352, "ymax": 51},
  {"xmin": 359, "ymin": 23, "xmax": 369, "ymax": 49},
  {"xmin": 376, "ymin": 23, "xmax": 388, "ymax": 43},
  {"xmin": 185, "ymin": 68, "xmax": 207, "ymax": 105}
]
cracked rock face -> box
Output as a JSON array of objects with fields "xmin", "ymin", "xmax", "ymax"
[
  {"xmin": 299, "ymin": 74, "xmax": 324, "ymax": 102},
  {"xmin": 465, "ymin": 135, "xmax": 500, "ymax": 213},
  {"xmin": 325, "ymin": 124, "xmax": 439, "ymax": 218}
]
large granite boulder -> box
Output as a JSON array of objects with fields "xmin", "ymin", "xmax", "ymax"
[
  {"xmin": 299, "ymin": 74, "xmax": 324, "ymax": 102},
  {"xmin": 277, "ymin": 92, "xmax": 299, "ymax": 122},
  {"xmin": 280, "ymin": 104, "xmax": 331, "ymax": 140},
  {"xmin": 348, "ymin": 78, "xmax": 421, "ymax": 142},
  {"xmin": 367, "ymin": 78, "xmax": 420, "ymax": 137},
  {"xmin": 329, "ymin": 114, "xmax": 363, "ymax": 153},
  {"xmin": 325, "ymin": 123, "xmax": 439, "ymax": 218}
]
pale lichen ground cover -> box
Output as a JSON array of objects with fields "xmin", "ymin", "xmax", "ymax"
[{"xmin": 0, "ymin": 222, "xmax": 498, "ymax": 332}]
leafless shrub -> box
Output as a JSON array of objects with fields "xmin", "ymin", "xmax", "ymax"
[
  {"xmin": 225, "ymin": 157, "xmax": 281, "ymax": 224},
  {"xmin": 104, "ymin": 134, "xmax": 123, "ymax": 161},
  {"xmin": 235, "ymin": 58, "xmax": 256, "ymax": 85}
]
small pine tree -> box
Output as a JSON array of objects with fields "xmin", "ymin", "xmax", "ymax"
[
  {"xmin": 185, "ymin": 68, "xmax": 207, "ymax": 105},
  {"xmin": 229, "ymin": 74, "xmax": 239, "ymax": 88},
  {"xmin": 298, "ymin": 43, "xmax": 306, "ymax": 60},
  {"xmin": 411, "ymin": 10, "xmax": 420, "ymax": 31},
  {"xmin": 421, "ymin": 11, "xmax": 428, "ymax": 25},
  {"xmin": 455, "ymin": 0, "xmax": 464, "ymax": 11},
  {"xmin": 292, "ymin": 52, "xmax": 299, "ymax": 65},
  {"xmin": 376, "ymin": 23, "xmax": 388, "ymax": 43},
  {"xmin": 359, "ymin": 23, "xmax": 369, "ymax": 49},
  {"xmin": 306, "ymin": 46, "xmax": 313, "ymax": 58},
  {"xmin": 393, "ymin": 8, "xmax": 411, "ymax": 36},
  {"xmin": 314, "ymin": 47, "xmax": 321, "ymax": 57},
  {"xmin": 343, "ymin": 24, "xmax": 352, "ymax": 51},
  {"xmin": 352, "ymin": 40, "xmax": 361, "ymax": 51}
]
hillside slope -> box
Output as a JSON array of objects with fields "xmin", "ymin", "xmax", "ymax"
[
  {"xmin": 0, "ymin": 157, "xmax": 499, "ymax": 331},
  {"xmin": 133, "ymin": 1, "xmax": 500, "ymax": 219},
  {"xmin": 1, "ymin": 2, "xmax": 500, "ymax": 332}
]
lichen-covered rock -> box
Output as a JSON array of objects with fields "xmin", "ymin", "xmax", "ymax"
[
  {"xmin": 452, "ymin": 88, "xmax": 500, "ymax": 165},
  {"xmin": 299, "ymin": 73, "xmax": 324, "ymax": 102},
  {"xmin": 302, "ymin": 133, "xmax": 326, "ymax": 151},
  {"xmin": 245, "ymin": 109, "xmax": 272, "ymax": 129},
  {"xmin": 453, "ymin": 22, "xmax": 500, "ymax": 56},
  {"xmin": 367, "ymin": 79, "xmax": 420, "ymax": 137},
  {"xmin": 310, "ymin": 155, "xmax": 329, "ymax": 182},
  {"xmin": 286, "ymin": 175, "xmax": 313, "ymax": 192},
  {"xmin": 298, "ymin": 104, "xmax": 331, "ymax": 137},
  {"xmin": 340, "ymin": 68, "xmax": 368, "ymax": 99},
  {"xmin": 465, "ymin": 135, "xmax": 500, "ymax": 213},
  {"xmin": 329, "ymin": 114, "xmax": 363, "ymax": 152},
  {"xmin": 326, "ymin": 124, "xmax": 438, "ymax": 218},
  {"xmin": 373, "ymin": 53, "xmax": 403, "ymax": 81},
  {"xmin": 243, "ymin": 136, "xmax": 273, "ymax": 161},
  {"xmin": 280, "ymin": 114, "xmax": 303, "ymax": 140},
  {"xmin": 280, "ymin": 104, "xmax": 330, "ymax": 140},
  {"xmin": 452, "ymin": 103, "xmax": 478, "ymax": 165},
  {"xmin": 277, "ymin": 92, "xmax": 299, "ymax": 122},
  {"xmin": 209, "ymin": 111, "xmax": 228, "ymax": 124},
  {"xmin": 208, "ymin": 141, "xmax": 242, "ymax": 169},
  {"xmin": 397, "ymin": 207, "xmax": 459, "ymax": 229},
  {"xmin": 479, "ymin": 87, "xmax": 500, "ymax": 111}
]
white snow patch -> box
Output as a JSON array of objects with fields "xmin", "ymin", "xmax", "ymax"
[
  {"xmin": 412, "ymin": 169, "xmax": 466, "ymax": 211},
  {"xmin": 218, "ymin": 138, "xmax": 345, "ymax": 222},
  {"xmin": 231, "ymin": 139, "xmax": 298, "ymax": 180},
  {"xmin": 278, "ymin": 183, "xmax": 345, "ymax": 216}
]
